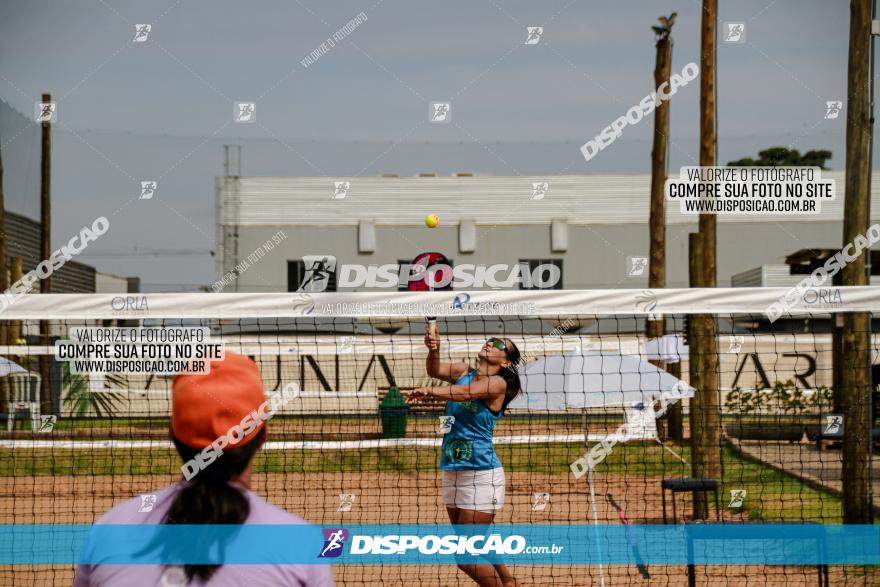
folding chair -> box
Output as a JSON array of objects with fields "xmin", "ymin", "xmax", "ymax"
[{"xmin": 6, "ymin": 372, "xmax": 42, "ymax": 431}]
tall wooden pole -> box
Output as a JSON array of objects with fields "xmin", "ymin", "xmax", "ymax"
[
  {"xmin": 840, "ymin": 0, "xmax": 873, "ymax": 524},
  {"xmin": 699, "ymin": 0, "xmax": 717, "ymax": 287},
  {"xmin": 0, "ymin": 145, "xmax": 7, "ymax": 420},
  {"xmin": 688, "ymin": 233, "xmax": 710, "ymax": 519},
  {"xmin": 647, "ymin": 29, "xmax": 673, "ymax": 339},
  {"xmin": 648, "ymin": 23, "xmax": 685, "ymax": 441},
  {"xmin": 692, "ymin": 0, "xmax": 723, "ymax": 520},
  {"xmin": 39, "ymin": 93, "xmax": 52, "ymax": 414}
]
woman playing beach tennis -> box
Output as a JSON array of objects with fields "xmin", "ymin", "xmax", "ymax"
[{"xmin": 408, "ymin": 324, "xmax": 522, "ymax": 587}]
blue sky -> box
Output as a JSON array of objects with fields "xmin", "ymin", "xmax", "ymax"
[{"xmin": 0, "ymin": 0, "xmax": 861, "ymax": 289}]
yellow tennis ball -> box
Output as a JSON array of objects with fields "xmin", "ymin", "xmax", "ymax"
[{"xmin": 425, "ymin": 214, "xmax": 440, "ymax": 228}]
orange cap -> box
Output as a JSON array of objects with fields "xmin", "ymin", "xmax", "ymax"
[{"xmin": 171, "ymin": 352, "xmax": 267, "ymax": 450}]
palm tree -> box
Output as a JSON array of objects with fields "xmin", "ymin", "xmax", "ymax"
[{"xmin": 62, "ymin": 362, "xmax": 126, "ymax": 418}]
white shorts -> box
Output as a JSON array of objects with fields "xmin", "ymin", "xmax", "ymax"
[{"xmin": 442, "ymin": 467, "xmax": 505, "ymax": 513}]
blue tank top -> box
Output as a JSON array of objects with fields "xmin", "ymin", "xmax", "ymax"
[{"xmin": 439, "ymin": 369, "xmax": 504, "ymax": 471}]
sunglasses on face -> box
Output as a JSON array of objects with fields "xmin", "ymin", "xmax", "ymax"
[{"xmin": 486, "ymin": 338, "xmax": 508, "ymax": 352}]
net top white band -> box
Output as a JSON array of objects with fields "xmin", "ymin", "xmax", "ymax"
[{"xmin": 0, "ymin": 287, "xmax": 876, "ymax": 319}]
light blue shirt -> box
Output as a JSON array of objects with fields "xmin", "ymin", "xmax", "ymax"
[{"xmin": 439, "ymin": 369, "xmax": 504, "ymax": 471}]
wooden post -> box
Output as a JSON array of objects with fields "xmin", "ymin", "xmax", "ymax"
[
  {"xmin": 692, "ymin": 0, "xmax": 723, "ymax": 521},
  {"xmin": 840, "ymin": 0, "xmax": 873, "ymax": 524},
  {"xmin": 647, "ymin": 22, "xmax": 673, "ymax": 340},
  {"xmin": 667, "ymin": 361, "xmax": 684, "ymax": 443},
  {"xmin": 10, "ymin": 257, "xmax": 21, "ymax": 345},
  {"xmin": 0, "ymin": 144, "xmax": 8, "ymax": 347},
  {"xmin": 699, "ymin": 0, "xmax": 717, "ymax": 288},
  {"xmin": 0, "ymin": 145, "xmax": 7, "ymax": 419},
  {"xmin": 689, "ymin": 232, "xmax": 721, "ymax": 519},
  {"xmin": 688, "ymin": 234, "xmax": 706, "ymax": 519},
  {"xmin": 39, "ymin": 93, "xmax": 52, "ymax": 415},
  {"xmin": 647, "ymin": 20, "xmax": 684, "ymax": 442}
]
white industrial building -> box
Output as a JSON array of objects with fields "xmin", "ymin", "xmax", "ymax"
[{"xmin": 215, "ymin": 171, "xmax": 880, "ymax": 292}]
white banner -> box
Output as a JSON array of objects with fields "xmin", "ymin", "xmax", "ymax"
[{"xmin": 0, "ymin": 287, "xmax": 878, "ymax": 319}]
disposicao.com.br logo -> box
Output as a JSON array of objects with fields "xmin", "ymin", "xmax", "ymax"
[{"xmin": 318, "ymin": 529, "xmax": 563, "ymax": 557}]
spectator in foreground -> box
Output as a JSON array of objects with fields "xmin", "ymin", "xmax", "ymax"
[{"xmin": 74, "ymin": 352, "xmax": 333, "ymax": 586}]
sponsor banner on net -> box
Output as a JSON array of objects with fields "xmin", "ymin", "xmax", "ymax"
[
  {"xmin": 666, "ymin": 166, "xmax": 836, "ymax": 215},
  {"xmin": 18, "ymin": 524, "xmax": 880, "ymax": 565},
  {"xmin": 54, "ymin": 327, "xmax": 224, "ymax": 375}
]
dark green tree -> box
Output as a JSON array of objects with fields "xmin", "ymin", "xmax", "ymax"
[{"xmin": 728, "ymin": 147, "xmax": 832, "ymax": 169}]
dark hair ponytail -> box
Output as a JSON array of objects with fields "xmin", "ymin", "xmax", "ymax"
[
  {"xmin": 161, "ymin": 428, "xmax": 265, "ymax": 582},
  {"xmin": 497, "ymin": 339, "xmax": 522, "ymax": 411}
]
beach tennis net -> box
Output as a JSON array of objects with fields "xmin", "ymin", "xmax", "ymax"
[{"xmin": 0, "ymin": 289, "xmax": 877, "ymax": 585}]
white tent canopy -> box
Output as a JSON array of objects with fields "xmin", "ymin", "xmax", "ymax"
[
  {"xmin": 642, "ymin": 334, "xmax": 689, "ymax": 363},
  {"xmin": 0, "ymin": 357, "xmax": 27, "ymax": 378},
  {"xmin": 510, "ymin": 352, "xmax": 694, "ymax": 411}
]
